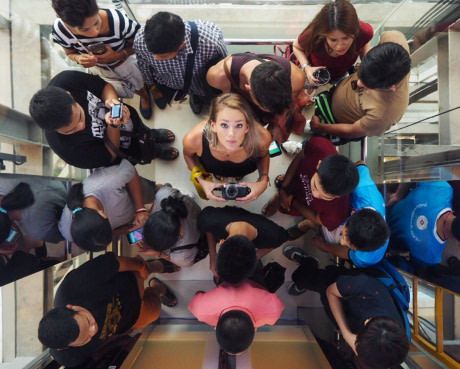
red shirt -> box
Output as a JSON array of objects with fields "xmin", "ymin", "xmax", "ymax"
[
  {"xmin": 188, "ymin": 280, "xmax": 284, "ymax": 328},
  {"xmin": 285, "ymin": 136, "xmax": 351, "ymax": 230},
  {"xmin": 298, "ymin": 21, "xmax": 373, "ymax": 80}
]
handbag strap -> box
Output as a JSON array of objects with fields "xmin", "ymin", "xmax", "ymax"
[{"xmin": 182, "ymin": 21, "xmax": 199, "ymax": 94}]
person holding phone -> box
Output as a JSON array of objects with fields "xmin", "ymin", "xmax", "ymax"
[
  {"xmin": 183, "ymin": 93, "xmax": 272, "ymax": 202},
  {"xmin": 58, "ymin": 160, "xmax": 155, "ymax": 252},
  {"xmin": 132, "ymin": 184, "xmax": 203, "ymax": 269},
  {"xmin": 292, "ymin": 0, "xmax": 373, "ymax": 85},
  {"xmin": 51, "ymin": 0, "xmax": 154, "ymax": 119}
]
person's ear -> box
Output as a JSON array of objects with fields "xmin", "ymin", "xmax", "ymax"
[
  {"xmin": 356, "ymin": 79, "xmax": 366, "ymax": 89},
  {"xmin": 316, "ymin": 160, "xmax": 322, "ymax": 170},
  {"xmin": 388, "ymin": 84, "xmax": 397, "ymax": 92},
  {"xmin": 243, "ymin": 83, "xmax": 251, "ymax": 92}
]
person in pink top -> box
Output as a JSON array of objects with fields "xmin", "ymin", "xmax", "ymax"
[{"xmin": 188, "ymin": 240, "xmax": 284, "ymax": 354}]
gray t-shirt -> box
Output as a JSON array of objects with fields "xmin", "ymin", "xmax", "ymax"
[
  {"xmin": 0, "ymin": 176, "xmax": 66, "ymax": 243},
  {"xmin": 59, "ymin": 160, "xmax": 136, "ymax": 242}
]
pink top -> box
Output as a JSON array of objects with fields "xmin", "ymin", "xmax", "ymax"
[
  {"xmin": 298, "ymin": 20, "xmax": 374, "ymax": 80},
  {"xmin": 188, "ymin": 280, "xmax": 285, "ymax": 327}
]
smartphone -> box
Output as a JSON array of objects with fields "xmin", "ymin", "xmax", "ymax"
[
  {"xmin": 268, "ymin": 140, "xmax": 282, "ymax": 158},
  {"xmin": 111, "ymin": 103, "xmax": 123, "ymax": 119},
  {"xmin": 5, "ymin": 228, "xmax": 20, "ymax": 244},
  {"xmin": 87, "ymin": 42, "xmax": 107, "ymax": 55},
  {"xmin": 127, "ymin": 227, "xmax": 143, "ymax": 245}
]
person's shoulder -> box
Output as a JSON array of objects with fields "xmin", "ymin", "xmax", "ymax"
[
  {"xmin": 194, "ymin": 20, "xmax": 224, "ymax": 41},
  {"xmin": 49, "ymin": 70, "xmax": 95, "ymax": 88},
  {"xmin": 358, "ymin": 20, "xmax": 374, "ymax": 41},
  {"xmin": 256, "ymin": 125, "xmax": 272, "ymax": 148},
  {"xmin": 379, "ymin": 30, "xmax": 409, "ymax": 52},
  {"xmin": 304, "ymin": 136, "xmax": 336, "ymax": 154},
  {"xmin": 183, "ymin": 121, "xmax": 206, "ymax": 151}
]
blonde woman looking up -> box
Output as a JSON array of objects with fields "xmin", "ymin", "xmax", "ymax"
[{"xmin": 183, "ymin": 93, "xmax": 272, "ymax": 202}]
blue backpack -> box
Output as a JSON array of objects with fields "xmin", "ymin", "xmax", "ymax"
[{"xmin": 373, "ymin": 259, "xmax": 412, "ymax": 340}]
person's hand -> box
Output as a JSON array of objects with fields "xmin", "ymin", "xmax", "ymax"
[
  {"xmin": 104, "ymin": 99, "xmax": 130, "ymax": 127},
  {"xmin": 279, "ymin": 189, "xmax": 293, "ymax": 213},
  {"xmin": 93, "ymin": 46, "xmax": 121, "ymax": 64},
  {"xmin": 198, "ymin": 177, "xmax": 226, "ymax": 202},
  {"xmin": 309, "ymin": 115, "xmax": 325, "ymax": 133},
  {"xmin": 76, "ymin": 53, "xmax": 98, "ymax": 68},
  {"xmin": 386, "ymin": 192, "xmax": 401, "ymax": 208},
  {"xmin": 342, "ymin": 330, "xmax": 358, "ymax": 355},
  {"xmin": 304, "ymin": 65, "xmax": 325, "ymax": 85},
  {"xmin": 131, "ymin": 211, "xmax": 149, "ymax": 230},
  {"xmin": 236, "ymin": 179, "xmax": 268, "ymax": 202}
]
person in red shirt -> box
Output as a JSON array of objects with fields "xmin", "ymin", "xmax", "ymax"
[
  {"xmin": 293, "ymin": 0, "xmax": 373, "ymax": 85},
  {"xmin": 263, "ymin": 136, "xmax": 358, "ymax": 240}
]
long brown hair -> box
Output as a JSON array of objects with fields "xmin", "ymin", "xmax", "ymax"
[
  {"xmin": 300, "ymin": 0, "xmax": 360, "ymax": 55},
  {"xmin": 204, "ymin": 93, "xmax": 261, "ymax": 157}
]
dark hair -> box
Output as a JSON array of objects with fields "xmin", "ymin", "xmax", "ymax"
[
  {"xmin": 0, "ymin": 183, "xmax": 34, "ymax": 243},
  {"xmin": 38, "ymin": 307, "xmax": 79, "ymax": 349},
  {"xmin": 346, "ymin": 209, "xmax": 389, "ymax": 251},
  {"xmin": 67, "ymin": 183, "xmax": 112, "ymax": 251},
  {"xmin": 144, "ymin": 12, "xmax": 185, "ymax": 54},
  {"xmin": 217, "ymin": 235, "xmax": 256, "ymax": 284},
  {"xmin": 359, "ymin": 42, "xmax": 411, "ymax": 89},
  {"xmin": 216, "ymin": 310, "xmax": 255, "ymax": 354},
  {"xmin": 51, "ymin": 0, "xmax": 99, "ymax": 27},
  {"xmin": 355, "ymin": 317, "xmax": 409, "ymax": 369},
  {"xmin": 143, "ymin": 195, "xmax": 188, "ymax": 251},
  {"xmin": 299, "ymin": 0, "xmax": 360, "ymax": 55},
  {"xmin": 29, "ymin": 86, "xmax": 74, "ymax": 130},
  {"xmin": 451, "ymin": 216, "xmax": 460, "ymax": 242},
  {"xmin": 317, "ymin": 154, "xmax": 359, "ymax": 196},
  {"xmin": 250, "ymin": 62, "xmax": 292, "ymax": 114}
]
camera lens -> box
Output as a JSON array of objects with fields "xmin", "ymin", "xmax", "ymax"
[
  {"xmin": 313, "ymin": 68, "xmax": 331, "ymax": 85},
  {"xmin": 224, "ymin": 184, "xmax": 238, "ymax": 200}
]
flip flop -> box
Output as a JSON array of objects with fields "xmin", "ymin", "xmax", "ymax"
[
  {"xmin": 149, "ymin": 277, "xmax": 178, "ymax": 307},
  {"xmin": 153, "ymin": 144, "xmax": 179, "ymax": 161}
]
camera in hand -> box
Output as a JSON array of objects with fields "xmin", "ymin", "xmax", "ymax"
[
  {"xmin": 214, "ymin": 183, "xmax": 251, "ymax": 200},
  {"xmin": 87, "ymin": 42, "xmax": 107, "ymax": 55},
  {"xmin": 313, "ymin": 68, "xmax": 331, "ymax": 86}
]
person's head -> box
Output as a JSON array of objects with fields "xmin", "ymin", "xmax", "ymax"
[
  {"xmin": 29, "ymin": 86, "xmax": 85, "ymax": 134},
  {"xmin": 358, "ymin": 42, "xmax": 411, "ymax": 90},
  {"xmin": 301, "ymin": 0, "xmax": 360, "ymax": 56},
  {"xmin": 340, "ymin": 208, "xmax": 389, "ymax": 251},
  {"xmin": 311, "ymin": 154, "xmax": 359, "ymax": 200},
  {"xmin": 205, "ymin": 93, "xmax": 260, "ymax": 157},
  {"xmin": 51, "ymin": 0, "xmax": 100, "ymax": 37},
  {"xmin": 38, "ymin": 305, "xmax": 98, "ymax": 349},
  {"xmin": 144, "ymin": 12, "xmax": 185, "ymax": 59},
  {"xmin": 217, "ymin": 235, "xmax": 257, "ymax": 284},
  {"xmin": 67, "ymin": 183, "xmax": 112, "ymax": 251},
  {"xmin": 216, "ymin": 310, "xmax": 255, "ymax": 354},
  {"xmin": 0, "ymin": 183, "xmax": 34, "ymax": 251},
  {"xmin": 143, "ymin": 195, "xmax": 188, "ymax": 251},
  {"xmin": 249, "ymin": 62, "xmax": 292, "ymax": 114},
  {"xmin": 355, "ymin": 317, "xmax": 409, "ymax": 369}
]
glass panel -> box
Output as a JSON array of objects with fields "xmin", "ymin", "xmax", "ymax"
[
  {"xmin": 443, "ymin": 292, "xmax": 460, "ymax": 361},
  {"xmin": 417, "ymin": 280, "xmax": 437, "ymax": 345}
]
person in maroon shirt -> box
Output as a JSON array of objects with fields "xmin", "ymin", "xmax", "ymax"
[
  {"xmin": 262, "ymin": 136, "xmax": 358, "ymax": 239},
  {"xmin": 293, "ymin": 0, "xmax": 373, "ymax": 85}
]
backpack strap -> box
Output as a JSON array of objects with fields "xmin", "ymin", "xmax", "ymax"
[{"xmin": 182, "ymin": 21, "xmax": 199, "ymax": 94}]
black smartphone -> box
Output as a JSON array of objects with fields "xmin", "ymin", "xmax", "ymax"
[
  {"xmin": 127, "ymin": 227, "xmax": 143, "ymax": 245},
  {"xmin": 87, "ymin": 42, "xmax": 107, "ymax": 55},
  {"xmin": 268, "ymin": 140, "xmax": 282, "ymax": 158},
  {"xmin": 111, "ymin": 103, "xmax": 123, "ymax": 119}
]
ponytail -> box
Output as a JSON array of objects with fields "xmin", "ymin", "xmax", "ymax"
[
  {"xmin": 0, "ymin": 182, "xmax": 34, "ymax": 243},
  {"xmin": 67, "ymin": 183, "xmax": 112, "ymax": 252},
  {"xmin": 143, "ymin": 195, "xmax": 188, "ymax": 251}
]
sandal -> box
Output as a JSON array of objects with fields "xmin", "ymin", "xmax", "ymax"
[
  {"xmin": 149, "ymin": 277, "xmax": 178, "ymax": 307},
  {"xmin": 146, "ymin": 258, "xmax": 181, "ymax": 273},
  {"xmin": 150, "ymin": 128, "xmax": 176, "ymax": 143},
  {"xmin": 274, "ymin": 174, "xmax": 284, "ymax": 190},
  {"xmin": 153, "ymin": 144, "xmax": 179, "ymax": 161}
]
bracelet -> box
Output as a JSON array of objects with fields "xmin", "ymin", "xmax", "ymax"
[
  {"xmin": 300, "ymin": 63, "xmax": 309, "ymax": 71},
  {"xmin": 135, "ymin": 208, "xmax": 148, "ymax": 213}
]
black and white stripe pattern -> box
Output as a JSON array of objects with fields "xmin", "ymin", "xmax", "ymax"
[{"xmin": 52, "ymin": 8, "xmax": 140, "ymax": 67}]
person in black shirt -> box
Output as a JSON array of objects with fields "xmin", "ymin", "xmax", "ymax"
[
  {"xmin": 37, "ymin": 253, "xmax": 175, "ymax": 367},
  {"xmin": 197, "ymin": 206, "xmax": 288, "ymax": 277},
  {"xmin": 284, "ymin": 248, "xmax": 409, "ymax": 369},
  {"xmin": 29, "ymin": 71, "xmax": 178, "ymax": 169}
]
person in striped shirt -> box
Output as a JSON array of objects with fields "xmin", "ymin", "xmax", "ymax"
[{"xmin": 51, "ymin": 0, "xmax": 153, "ymax": 119}]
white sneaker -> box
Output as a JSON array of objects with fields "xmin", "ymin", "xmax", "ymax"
[{"xmin": 282, "ymin": 141, "xmax": 302, "ymax": 155}]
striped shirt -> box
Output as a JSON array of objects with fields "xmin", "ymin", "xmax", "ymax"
[
  {"xmin": 52, "ymin": 8, "xmax": 140, "ymax": 67},
  {"xmin": 134, "ymin": 20, "xmax": 227, "ymax": 96}
]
